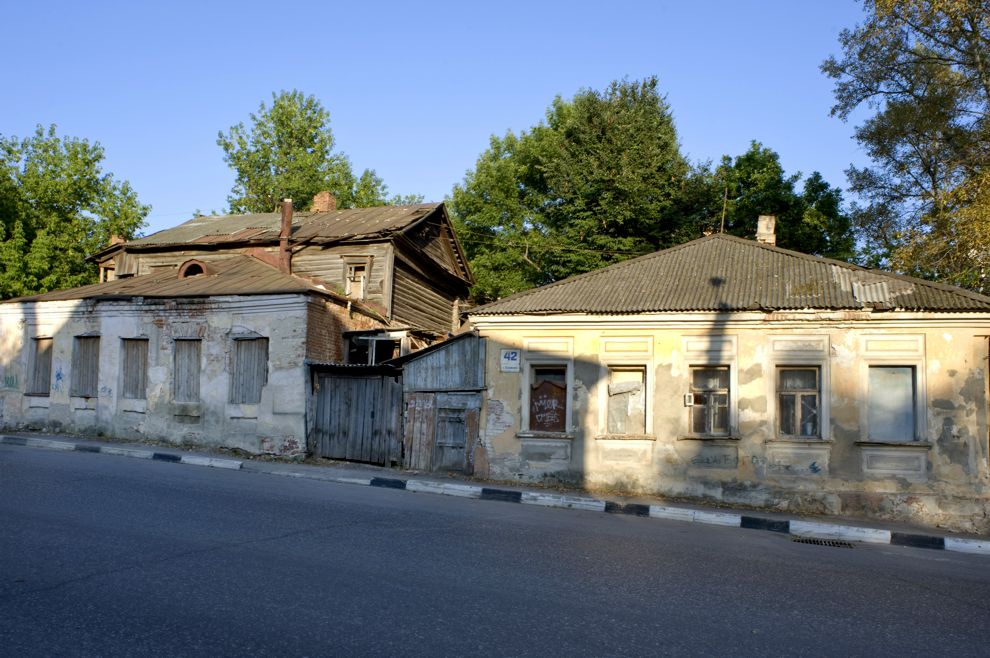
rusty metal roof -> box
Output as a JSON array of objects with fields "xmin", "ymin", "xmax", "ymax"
[
  {"xmin": 6, "ymin": 256, "xmax": 327, "ymax": 303},
  {"xmin": 127, "ymin": 203, "xmax": 440, "ymax": 248},
  {"xmin": 471, "ymin": 234, "xmax": 990, "ymax": 315}
]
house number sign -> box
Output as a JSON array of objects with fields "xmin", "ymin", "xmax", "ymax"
[{"xmin": 500, "ymin": 349, "xmax": 521, "ymax": 372}]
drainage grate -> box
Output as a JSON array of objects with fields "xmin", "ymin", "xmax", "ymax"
[{"xmin": 792, "ymin": 537, "xmax": 855, "ymax": 548}]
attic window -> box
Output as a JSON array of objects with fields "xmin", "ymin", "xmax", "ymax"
[{"xmin": 178, "ymin": 260, "xmax": 207, "ymax": 278}]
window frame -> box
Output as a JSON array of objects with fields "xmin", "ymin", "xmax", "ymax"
[
  {"xmin": 866, "ymin": 364, "xmax": 922, "ymax": 442},
  {"xmin": 120, "ymin": 338, "xmax": 149, "ymax": 400},
  {"xmin": 776, "ymin": 366, "xmax": 822, "ymax": 440},
  {"xmin": 601, "ymin": 363, "xmax": 650, "ymax": 436},
  {"xmin": 521, "ymin": 361, "xmax": 572, "ymax": 435},
  {"xmin": 342, "ymin": 256, "xmax": 372, "ymax": 300},
  {"xmin": 27, "ymin": 336, "xmax": 54, "ymax": 396},
  {"xmin": 688, "ymin": 365, "xmax": 731, "ymax": 438},
  {"xmin": 70, "ymin": 335, "xmax": 101, "ymax": 398}
]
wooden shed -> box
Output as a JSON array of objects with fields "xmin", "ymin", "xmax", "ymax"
[{"xmin": 390, "ymin": 333, "xmax": 486, "ymax": 473}]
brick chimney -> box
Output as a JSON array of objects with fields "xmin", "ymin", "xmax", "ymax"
[
  {"xmin": 311, "ymin": 190, "xmax": 336, "ymax": 213},
  {"xmin": 109, "ymin": 234, "xmax": 126, "ymax": 245},
  {"xmin": 279, "ymin": 198, "xmax": 293, "ymax": 274},
  {"xmin": 756, "ymin": 215, "xmax": 776, "ymax": 246}
]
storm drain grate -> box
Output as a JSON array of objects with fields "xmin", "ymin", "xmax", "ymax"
[{"xmin": 791, "ymin": 537, "xmax": 855, "ymax": 548}]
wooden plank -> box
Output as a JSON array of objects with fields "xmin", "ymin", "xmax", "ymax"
[
  {"xmin": 173, "ymin": 339, "xmax": 201, "ymax": 402},
  {"xmin": 122, "ymin": 339, "xmax": 149, "ymax": 399},
  {"xmin": 30, "ymin": 337, "xmax": 53, "ymax": 394}
]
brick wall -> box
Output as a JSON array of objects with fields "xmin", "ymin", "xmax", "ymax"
[{"xmin": 306, "ymin": 297, "xmax": 385, "ymax": 362}]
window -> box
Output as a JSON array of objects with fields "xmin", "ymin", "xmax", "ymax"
[
  {"xmin": 230, "ymin": 337, "xmax": 268, "ymax": 404},
  {"xmin": 607, "ymin": 366, "xmax": 646, "ymax": 434},
  {"xmin": 344, "ymin": 260, "xmax": 368, "ymax": 299},
  {"xmin": 529, "ymin": 366, "xmax": 567, "ymax": 433},
  {"xmin": 70, "ymin": 336, "xmax": 100, "ymax": 397},
  {"xmin": 28, "ymin": 337, "xmax": 53, "ymax": 395},
  {"xmin": 868, "ymin": 366, "xmax": 916, "ymax": 441},
  {"xmin": 777, "ymin": 367, "xmax": 820, "ymax": 438},
  {"xmin": 121, "ymin": 339, "xmax": 149, "ymax": 400},
  {"xmin": 690, "ymin": 366, "xmax": 729, "ymax": 436},
  {"xmin": 173, "ymin": 339, "xmax": 201, "ymax": 403}
]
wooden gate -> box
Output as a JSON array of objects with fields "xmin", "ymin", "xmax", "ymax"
[
  {"xmin": 404, "ymin": 392, "xmax": 480, "ymax": 473},
  {"xmin": 314, "ymin": 371, "xmax": 402, "ymax": 465}
]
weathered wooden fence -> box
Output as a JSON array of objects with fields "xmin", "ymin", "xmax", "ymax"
[{"xmin": 313, "ymin": 368, "xmax": 402, "ymax": 465}]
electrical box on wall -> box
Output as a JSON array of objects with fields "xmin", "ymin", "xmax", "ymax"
[{"xmin": 683, "ymin": 394, "xmax": 695, "ymax": 407}]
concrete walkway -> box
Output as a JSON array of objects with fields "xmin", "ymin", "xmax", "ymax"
[{"xmin": 4, "ymin": 430, "xmax": 989, "ymax": 557}]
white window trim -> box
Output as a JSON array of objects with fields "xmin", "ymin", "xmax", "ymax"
[
  {"xmin": 343, "ymin": 256, "xmax": 372, "ymax": 300},
  {"xmin": 861, "ymin": 360, "xmax": 926, "ymax": 443},
  {"xmin": 597, "ymin": 360, "xmax": 653, "ymax": 437},
  {"xmin": 858, "ymin": 334, "xmax": 927, "ymax": 444},
  {"xmin": 681, "ymin": 336, "xmax": 738, "ymax": 438},
  {"xmin": 520, "ymin": 338, "xmax": 574, "ymax": 436}
]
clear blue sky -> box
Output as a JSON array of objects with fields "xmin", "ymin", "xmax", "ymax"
[{"xmin": 1, "ymin": 1, "xmax": 869, "ymax": 236}]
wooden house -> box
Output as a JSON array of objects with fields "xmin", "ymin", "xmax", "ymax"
[{"xmin": 93, "ymin": 196, "xmax": 474, "ymax": 341}]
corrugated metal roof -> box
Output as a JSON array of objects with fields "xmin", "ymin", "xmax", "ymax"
[
  {"xmin": 471, "ymin": 234, "xmax": 990, "ymax": 315},
  {"xmin": 127, "ymin": 203, "xmax": 439, "ymax": 248},
  {"xmin": 5, "ymin": 256, "xmax": 323, "ymax": 303}
]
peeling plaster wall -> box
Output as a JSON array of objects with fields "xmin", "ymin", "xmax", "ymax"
[
  {"xmin": 0, "ymin": 294, "xmax": 315, "ymax": 456},
  {"xmin": 473, "ymin": 313, "xmax": 990, "ymax": 533}
]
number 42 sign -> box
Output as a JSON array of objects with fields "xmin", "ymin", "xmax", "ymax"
[{"xmin": 500, "ymin": 349, "xmax": 521, "ymax": 372}]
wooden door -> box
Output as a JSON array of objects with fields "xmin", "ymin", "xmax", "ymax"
[{"xmin": 315, "ymin": 373, "xmax": 402, "ymax": 465}]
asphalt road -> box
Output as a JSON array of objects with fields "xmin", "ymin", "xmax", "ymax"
[{"xmin": 2, "ymin": 445, "xmax": 989, "ymax": 657}]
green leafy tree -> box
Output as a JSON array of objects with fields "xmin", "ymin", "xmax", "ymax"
[
  {"xmin": 822, "ymin": 0, "xmax": 990, "ymax": 287},
  {"xmin": 450, "ymin": 77, "xmax": 689, "ymax": 302},
  {"xmin": 0, "ymin": 125, "xmax": 149, "ymax": 299},
  {"xmin": 218, "ymin": 90, "xmax": 421, "ymax": 212},
  {"xmin": 708, "ymin": 142, "xmax": 854, "ymax": 259}
]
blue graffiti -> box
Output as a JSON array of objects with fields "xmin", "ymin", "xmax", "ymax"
[{"xmin": 809, "ymin": 461, "xmax": 821, "ymax": 474}]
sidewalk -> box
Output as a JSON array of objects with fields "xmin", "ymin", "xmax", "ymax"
[{"xmin": 4, "ymin": 430, "xmax": 989, "ymax": 557}]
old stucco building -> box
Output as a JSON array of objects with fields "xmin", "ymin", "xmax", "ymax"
[
  {"xmin": 468, "ymin": 232, "xmax": 990, "ymax": 532},
  {"xmin": 0, "ymin": 199, "xmax": 473, "ymax": 456}
]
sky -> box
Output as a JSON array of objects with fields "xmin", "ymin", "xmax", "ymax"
[{"xmin": 1, "ymin": 0, "xmax": 870, "ymax": 236}]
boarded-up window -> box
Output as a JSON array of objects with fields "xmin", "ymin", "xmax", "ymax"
[
  {"xmin": 607, "ymin": 366, "xmax": 646, "ymax": 435},
  {"xmin": 173, "ymin": 339, "xmax": 201, "ymax": 403},
  {"xmin": 777, "ymin": 367, "xmax": 819, "ymax": 438},
  {"xmin": 529, "ymin": 366, "xmax": 567, "ymax": 432},
  {"xmin": 28, "ymin": 337, "xmax": 53, "ymax": 395},
  {"xmin": 690, "ymin": 366, "xmax": 729, "ymax": 436},
  {"xmin": 121, "ymin": 338, "xmax": 149, "ymax": 400},
  {"xmin": 70, "ymin": 336, "xmax": 100, "ymax": 397},
  {"xmin": 868, "ymin": 366, "xmax": 916, "ymax": 441},
  {"xmin": 230, "ymin": 338, "xmax": 268, "ymax": 404}
]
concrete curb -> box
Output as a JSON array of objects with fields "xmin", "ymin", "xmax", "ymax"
[
  {"xmin": 4, "ymin": 434, "xmax": 988, "ymax": 556},
  {"xmin": 1, "ymin": 435, "xmax": 243, "ymax": 471}
]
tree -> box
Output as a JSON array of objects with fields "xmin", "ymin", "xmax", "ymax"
[
  {"xmin": 218, "ymin": 90, "xmax": 421, "ymax": 213},
  {"xmin": 705, "ymin": 142, "xmax": 854, "ymax": 260},
  {"xmin": 822, "ymin": 0, "xmax": 990, "ymax": 288},
  {"xmin": 450, "ymin": 77, "xmax": 690, "ymax": 302},
  {"xmin": 0, "ymin": 125, "xmax": 149, "ymax": 299}
]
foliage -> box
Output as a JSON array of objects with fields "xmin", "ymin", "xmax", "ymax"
[
  {"xmin": 450, "ymin": 77, "xmax": 690, "ymax": 302},
  {"xmin": 0, "ymin": 125, "xmax": 148, "ymax": 299},
  {"xmin": 702, "ymin": 142, "xmax": 854, "ymax": 260},
  {"xmin": 822, "ymin": 0, "xmax": 990, "ymax": 289},
  {"xmin": 451, "ymin": 79, "xmax": 854, "ymax": 303},
  {"xmin": 218, "ymin": 90, "xmax": 420, "ymax": 213}
]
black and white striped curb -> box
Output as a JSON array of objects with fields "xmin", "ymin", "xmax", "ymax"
[
  {"xmin": 5, "ymin": 434, "xmax": 988, "ymax": 556},
  {"xmin": 1, "ymin": 435, "xmax": 242, "ymax": 471},
  {"xmin": 298, "ymin": 474, "xmax": 990, "ymax": 557}
]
